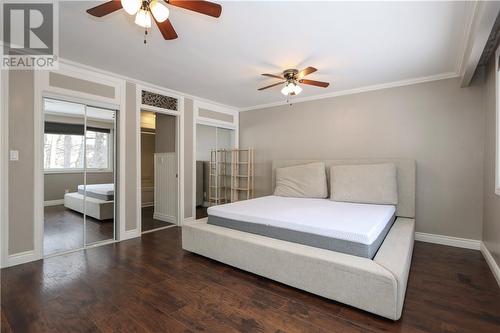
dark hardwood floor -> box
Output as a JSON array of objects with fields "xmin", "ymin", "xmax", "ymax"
[
  {"xmin": 44, "ymin": 205, "xmax": 114, "ymax": 256},
  {"xmin": 2, "ymin": 227, "xmax": 500, "ymax": 333},
  {"xmin": 141, "ymin": 206, "xmax": 173, "ymax": 232}
]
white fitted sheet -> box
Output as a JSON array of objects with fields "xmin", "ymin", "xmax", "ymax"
[
  {"xmin": 77, "ymin": 183, "xmax": 114, "ymax": 195},
  {"xmin": 207, "ymin": 196, "xmax": 396, "ymax": 245}
]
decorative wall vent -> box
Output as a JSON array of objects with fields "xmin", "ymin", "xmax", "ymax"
[{"xmin": 141, "ymin": 90, "xmax": 178, "ymax": 111}]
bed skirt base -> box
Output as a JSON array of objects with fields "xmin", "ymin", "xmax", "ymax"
[{"xmin": 182, "ymin": 217, "xmax": 414, "ymax": 320}]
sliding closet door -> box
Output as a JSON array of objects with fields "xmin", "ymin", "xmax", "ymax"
[
  {"xmin": 43, "ymin": 99, "xmax": 85, "ymax": 256},
  {"xmin": 216, "ymin": 127, "xmax": 235, "ymax": 150},
  {"xmin": 84, "ymin": 107, "xmax": 116, "ymax": 245}
]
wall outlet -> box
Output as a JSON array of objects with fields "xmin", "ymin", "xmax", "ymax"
[{"xmin": 9, "ymin": 150, "xmax": 19, "ymax": 161}]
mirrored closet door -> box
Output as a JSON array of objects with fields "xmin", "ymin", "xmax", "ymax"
[
  {"xmin": 195, "ymin": 124, "xmax": 235, "ymax": 219},
  {"xmin": 43, "ymin": 98, "xmax": 116, "ymax": 256}
]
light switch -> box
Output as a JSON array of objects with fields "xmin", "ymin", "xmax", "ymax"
[{"xmin": 9, "ymin": 150, "xmax": 19, "ymax": 161}]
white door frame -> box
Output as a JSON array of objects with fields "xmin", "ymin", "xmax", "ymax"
[
  {"xmin": 1, "ymin": 69, "xmax": 9, "ymax": 268},
  {"xmin": 136, "ymin": 84, "xmax": 184, "ymax": 233},
  {"xmin": 192, "ymin": 100, "xmax": 239, "ymax": 220}
]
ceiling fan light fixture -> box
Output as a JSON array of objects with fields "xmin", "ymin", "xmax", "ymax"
[
  {"xmin": 281, "ymin": 82, "xmax": 302, "ymax": 96},
  {"xmin": 292, "ymin": 83, "xmax": 302, "ymax": 95},
  {"xmin": 281, "ymin": 84, "xmax": 291, "ymax": 96},
  {"xmin": 150, "ymin": 0, "xmax": 170, "ymax": 22},
  {"xmin": 135, "ymin": 8, "xmax": 152, "ymax": 28},
  {"xmin": 121, "ymin": 0, "xmax": 141, "ymax": 15}
]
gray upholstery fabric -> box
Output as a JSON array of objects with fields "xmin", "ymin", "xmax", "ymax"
[
  {"xmin": 207, "ymin": 213, "xmax": 396, "ymax": 259},
  {"xmin": 182, "ymin": 217, "xmax": 415, "ymax": 320},
  {"xmin": 274, "ymin": 162, "xmax": 328, "ymax": 198},
  {"xmin": 374, "ymin": 217, "xmax": 415, "ymax": 320},
  {"xmin": 330, "ymin": 163, "xmax": 398, "ymax": 205},
  {"xmin": 272, "ymin": 159, "xmax": 416, "ymax": 218}
]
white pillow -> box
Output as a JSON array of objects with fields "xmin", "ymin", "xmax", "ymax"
[
  {"xmin": 274, "ymin": 162, "xmax": 328, "ymax": 198},
  {"xmin": 330, "ymin": 163, "xmax": 398, "ymax": 205}
]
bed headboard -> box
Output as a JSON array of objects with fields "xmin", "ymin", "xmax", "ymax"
[{"xmin": 272, "ymin": 159, "xmax": 416, "ymax": 218}]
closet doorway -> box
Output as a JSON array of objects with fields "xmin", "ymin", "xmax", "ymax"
[
  {"xmin": 43, "ymin": 98, "xmax": 117, "ymax": 257},
  {"xmin": 195, "ymin": 124, "xmax": 235, "ymax": 219},
  {"xmin": 140, "ymin": 110, "xmax": 178, "ymax": 233}
]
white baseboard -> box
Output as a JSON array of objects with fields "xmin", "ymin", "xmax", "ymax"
[
  {"xmin": 141, "ymin": 202, "xmax": 154, "ymax": 208},
  {"xmin": 7, "ymin": 250, "xmax": 39, "ymax": 267},
  {"xmin": 415, "ymin": 232, "xmax": 481, "ymax": 250},
  {"xmin": 153, "ymin": 212, "xmax": 176, "ymax": 223},
  {"xmin": 120, "ymin": 228, "xmax": 141, "ymax": 241},
  {"xmin": 44, "ymin": 199, "xmax": 64, "ymax": 207},
  {"xmin": 481, "ymin": 242, "xmax": 500, "ymax": 287},
  {"xmin": 183, "ymin": 217, "xmax": 195, "ymax": 224}
]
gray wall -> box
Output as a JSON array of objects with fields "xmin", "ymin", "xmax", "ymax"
[
  {"xmin": 44, "ymin": 172, "xmax": 114, "ymax": 201},
  {"xmin": 483, "ymin": 59, "xmax": 500, "ymax": 267},
  {"xmin": 141, "ymin": 133, "xmax": 155, "ymax": 187},
  {"xmin": 240, "ymin": 78, "xmax": 485, "ymax": 240},
  {"xmin": 125, "ymin": 81, "xmax": 138, "ymax": 231},
  {"xmin": 155, "ymin": 113, "xmax": 176, "ymax": 153},
  {"xmin": 9, "ymin": 70, "xmax": 35, "ymax": 254}
]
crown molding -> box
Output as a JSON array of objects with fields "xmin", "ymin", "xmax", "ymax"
[
  {"xmin": 240, "ymin": 71, "xmax": 459, "ymax": 112},
  {"xmin": 58, "ymin": 58, "xmax": 239, "ymax": 112}
]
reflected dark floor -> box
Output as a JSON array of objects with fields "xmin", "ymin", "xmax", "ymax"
[
  {"xmin": 196, "ymin": 206, "xmax": 208, "ymax": 219},
  {"xmin": 141, "ymin": 206, "xmax": 173, "ymax": 232},
  {"xmin": 43, "ymin": 205, "xmax": 114, "ymax": 256}
]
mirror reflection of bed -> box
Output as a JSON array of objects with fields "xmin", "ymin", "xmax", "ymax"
[{"xmin": 43, "ymin": 98, "xmax": 116, "ymax": 256}]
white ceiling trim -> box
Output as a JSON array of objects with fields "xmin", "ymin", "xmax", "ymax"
[
  {"xmin": 455, "ymin": 1, "xmax": 478, "ymax": 77},
  {"xmin": 459, "ymin": 1, "xmax": 500, "ymax": 87},
  {"xmin": 240, "ymin": 71, "xmax": 459, "ymax": 112},
  {"xmin": 58, "ymin": 58, "xmax": 239, "ymax": 112}
]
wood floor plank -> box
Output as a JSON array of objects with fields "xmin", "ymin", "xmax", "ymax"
[{"xmin": 2, "ymin": 227, "xmax": 500, "ymax": 333}]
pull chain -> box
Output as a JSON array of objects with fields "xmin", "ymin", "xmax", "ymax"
[{"xmin": 144, "ymin": 28, "xmax": 148, "ymax": 44}]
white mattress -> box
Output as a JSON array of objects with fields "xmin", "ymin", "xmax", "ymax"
[
  {"xmin": 207, "ymin": 196, "xmax": 396, "ymax": 245},
  {"xmin": 77, "ymin": 183, "xmax": 114, "ymax": 195}
]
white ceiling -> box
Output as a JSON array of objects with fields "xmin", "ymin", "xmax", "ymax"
[{"xmin": 59, "ymin": 1, "xmax": 472, "ymax": 109}]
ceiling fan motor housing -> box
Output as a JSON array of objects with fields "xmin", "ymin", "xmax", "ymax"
[{"xmin": 283, "ymin": 69, "xmax": 299, "ymax": 81}]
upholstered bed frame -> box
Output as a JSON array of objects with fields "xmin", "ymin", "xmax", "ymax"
[{"xmin": 182, "ymin": 159, "xmax": 416, "ymax": 320}]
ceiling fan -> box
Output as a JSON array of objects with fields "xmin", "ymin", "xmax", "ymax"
[
  {"xmin": 258, "ymin": 67, "xmax": 330, "ymax": 96},
  {"xmin": 86, "ymin": 0, "xmax": 222, "ymax": 42}
]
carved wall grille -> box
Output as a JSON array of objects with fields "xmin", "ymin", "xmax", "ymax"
[{"xmin": 141, "ymin": 90, "xmax": 178, "ymax": 111}]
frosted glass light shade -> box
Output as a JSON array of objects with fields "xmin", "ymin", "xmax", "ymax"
[
  {"xmin": 281, "ymin": 85, "xmax": 290, "ymax": 96},
  {"xmin": 281, "ymin": 82, "xmax": 302, "ymax": 96},
  {"xmin": 292, "ymin": 84, "xmax": 302, "ymax": 95},
  {"xmin": 121, "ymin": 0, "xmax": 141, "ymax": 15},
  {"xmin": 135, "ymin": 9, "xmax": 152, "ymax": 28},
  {"xmin": 150, "ymin": 0, "xmax": 170, "ymax": 22}
]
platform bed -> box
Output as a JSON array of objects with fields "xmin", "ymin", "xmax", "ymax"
[{"xmin": 182, "ymin": 159, "xmax": 416, "ymax": 320}]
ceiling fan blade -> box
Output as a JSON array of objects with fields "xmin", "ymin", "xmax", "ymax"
[
  {"xmin": 154, "ymin": 18, "xmax": 178, "ymax": 40},
  {"xmin": 258, "ymin": 81, "xmax": 285, "ymax": 91},
  {"xmin": 167, "ymin": 0, "xmax": 222, "ymax": 18},
  {"xmin": 299, "ymin": 79, "xmax": 330, "ymax": 88},
  {"xmin": 87, "ymin": 1, "xmax": 122, "ymax": 17},
  {"xmin": 261, "ymin": 73, "xmax": 284, "ymax": 80},
  {"xmin": 297, "ymin": 66, "xmax": 317, "ymax": 79}
]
